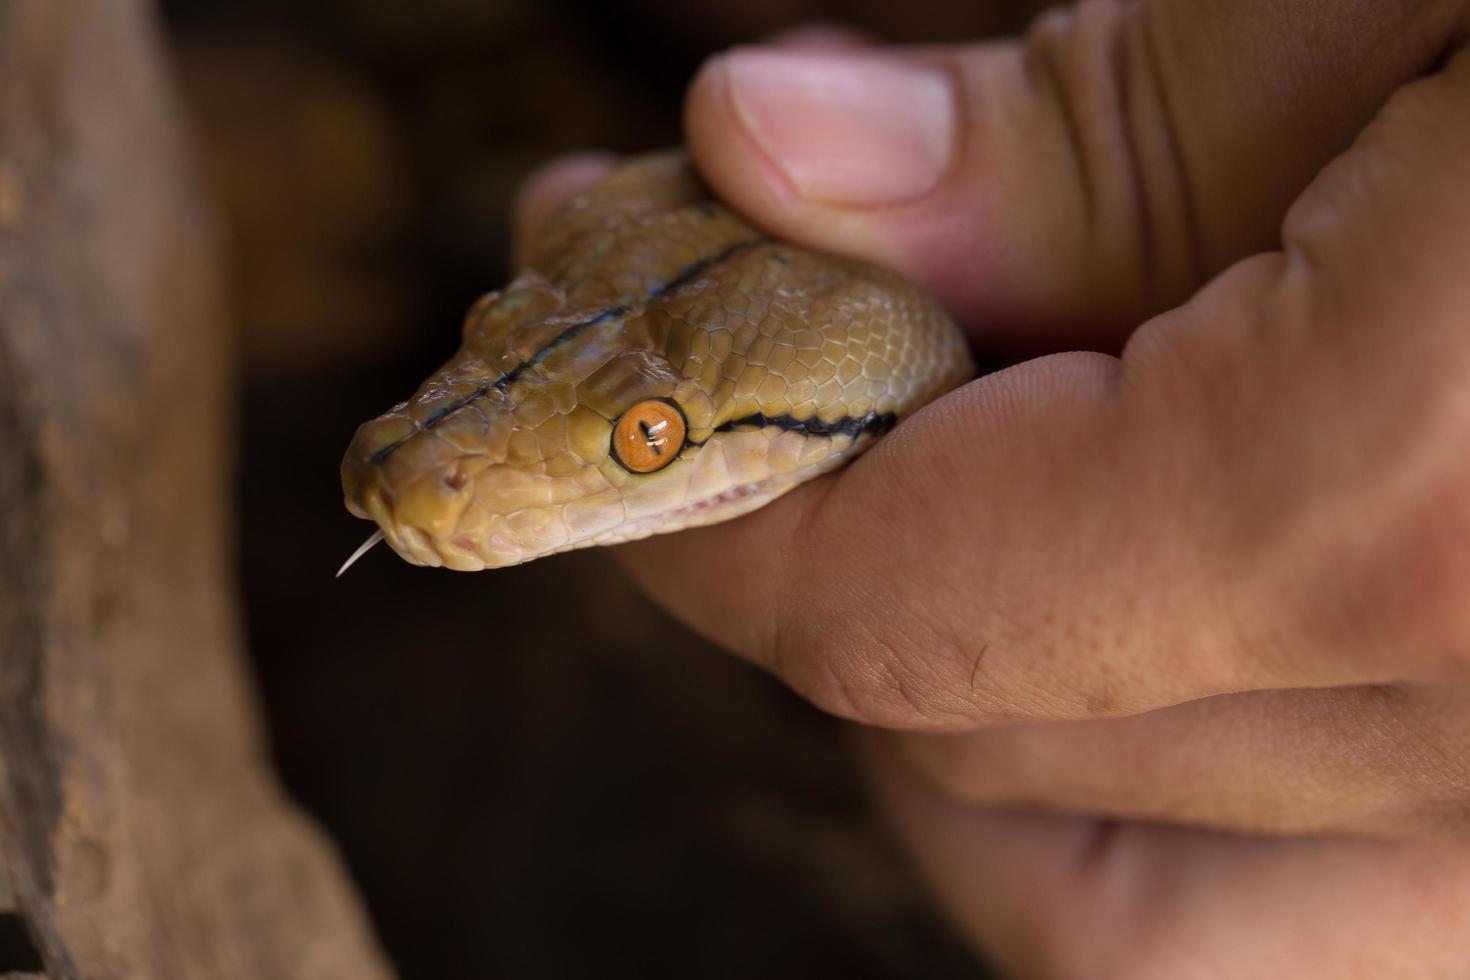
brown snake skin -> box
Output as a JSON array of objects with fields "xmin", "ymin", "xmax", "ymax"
[{"xmin": 341, "ymin": 151, "xmax": 974, "ymax": 570}]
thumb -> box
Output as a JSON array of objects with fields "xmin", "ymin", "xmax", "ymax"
[{"xmin": 686, "ymin": 0, "xmax": 1463, "ymax": 349}]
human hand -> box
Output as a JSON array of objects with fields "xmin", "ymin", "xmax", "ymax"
[{"xmin": 515, "ymin": 1, "xmax": 1470, "ymax": 973}]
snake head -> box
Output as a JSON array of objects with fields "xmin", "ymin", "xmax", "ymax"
[{"xmin": 341, "ymin": 153, "xmax": 971, "ymax": 571}]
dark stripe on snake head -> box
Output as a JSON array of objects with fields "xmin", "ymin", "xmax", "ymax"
[{"xmin": 370, "ymin": 236, "xmax": 768, "ymax": 466}]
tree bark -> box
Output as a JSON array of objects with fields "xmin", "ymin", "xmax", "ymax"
[{"xmin": 0, "ymin": 2, "xmax": 393, "ymax": 977}]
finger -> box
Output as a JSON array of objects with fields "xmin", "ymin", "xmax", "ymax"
[
  {"xmin": 884, "ymin": 685, "xmax": 1470, "ymax": 837},
  {"xmin": 510, "ymin": 151, "xmax": 618, "ymax": 271},
  {"xmin": 620, "ymin": 46, "xmax": 1470, "ymax": 730},
  {"xmin": 865, "ymin": 738, "xmax": 1470, "ymax": 979},
  {"xmin": 685, "ymin": 1, "xmax": 1467, "ymax": 348}
]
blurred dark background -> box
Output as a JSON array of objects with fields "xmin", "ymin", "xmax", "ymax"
[{"xmin": 157, "ymin": 1, "xmax": 1041, "ymax": 976}]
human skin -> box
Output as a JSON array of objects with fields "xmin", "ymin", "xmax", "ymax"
[{"xmin": 513, "ymin": 2, "xmax": 1470, "ymax": 975}]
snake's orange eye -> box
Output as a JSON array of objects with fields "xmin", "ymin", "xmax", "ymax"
[{"xmin": 611, "ymin": 399, "xmax": 686, "ymax": 473}]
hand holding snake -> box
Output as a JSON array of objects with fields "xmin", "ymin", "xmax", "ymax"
[{"xmin": 347, "ymin": 2, "xmax": 1470, "ymax": 975}]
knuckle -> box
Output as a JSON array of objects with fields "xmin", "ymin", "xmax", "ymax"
[
  {"xmin": 1021, "ymin": 0, "xmax": 1207, "ymax": 315},
  {"xmin": 1119, "ymin": 253, "xmax": 1287, "ymax": 387}
]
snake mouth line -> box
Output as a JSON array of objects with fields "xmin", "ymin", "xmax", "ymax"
[
  {"xmin": 614, "ymin": 415, "xmax": 896, "ymax": 539},
  {"xmin": 660, "ymin": 479, "xmax": 768, "ymax": 524},
  {"xmin": 359, "ymin": 409, "xmax": 897, "ymax": 569}
]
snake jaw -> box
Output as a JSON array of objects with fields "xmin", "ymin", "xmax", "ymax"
[{"xmin": 341, "ymin": 422, "xmax": 861, "ymax": 570}]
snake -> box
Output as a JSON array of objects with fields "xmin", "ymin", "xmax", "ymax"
[{"xmin": 340, "ymin": 151, "xmax": 974, "ymax": 571}]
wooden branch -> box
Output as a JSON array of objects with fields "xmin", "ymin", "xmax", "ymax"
[{"xmin": 0, "ymin": 2, "xmax": 393, "ymax": 976}]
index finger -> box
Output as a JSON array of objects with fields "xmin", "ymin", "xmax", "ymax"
[{"xmin": 617, "ymin": 44, "xmax": 1470, "ymax": 731}]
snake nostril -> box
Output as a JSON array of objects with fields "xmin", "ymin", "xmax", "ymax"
[{"xmin": 444, "ymin": 470, "xmax": 469, "ymax": 491}]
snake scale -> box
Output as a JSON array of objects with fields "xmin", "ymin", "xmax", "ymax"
[{"xmin": 341, "ymin": 151, "xmax": 974, "ymax": 570}]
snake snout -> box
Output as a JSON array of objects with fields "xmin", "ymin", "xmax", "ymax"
[{"xmin": 341, "ymin": 405, "xmax": 538, "ymax": 575}]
